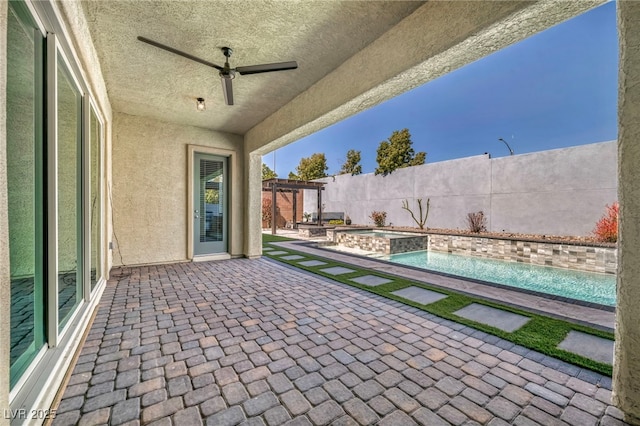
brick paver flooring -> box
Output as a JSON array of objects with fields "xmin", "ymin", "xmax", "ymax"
[{"xmin": 52, "ymin": 259, "xmax": 628, "ymax": 425}]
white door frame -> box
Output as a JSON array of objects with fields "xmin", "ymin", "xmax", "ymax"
[{"xmin": 187, "ymin": 145, "xmax": 237, "ymax": 261}]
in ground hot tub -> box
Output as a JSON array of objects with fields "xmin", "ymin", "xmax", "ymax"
[{"xmin": 334, "ymin": 229, "xmax": 428, "ymax": 254}]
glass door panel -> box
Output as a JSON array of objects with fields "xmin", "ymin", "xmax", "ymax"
[
  {"xmin": 6, "ymin": 2, "xmax": 46, "ymax": 387},
  {"xmin": 194, "ymin": 154, "xmax": 227, "ymax": 255},
  {"xmin": 90, "ymin": 107, "xmax": 101, "ymax": 290},
  {"xmin": 57, "ymin": 54, "xmax": 83, "ymax": 330}
]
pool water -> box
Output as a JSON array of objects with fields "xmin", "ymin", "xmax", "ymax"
[
  {"xmin": 385, "ymin": 250, "xmax": 616, "ymax": 306},
  {"xmin": 347, "ymin": 230, "xmax": 416, "ymax": 239}
]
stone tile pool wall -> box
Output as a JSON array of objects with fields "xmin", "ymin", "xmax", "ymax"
[
  {"xmin": 329, "ymin": 229, "xmax": 617, "ymax": 274},
  {"xmin": 332, "ymin": 230, "xmax": 428, "ymax": 255},
  {"xmin": 428, "ymin": 234, "xmax": 617, "ymax": 275}
]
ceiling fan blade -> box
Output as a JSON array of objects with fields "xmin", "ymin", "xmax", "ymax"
[
  {"xmin": 137, "ymin": 36, "xmax": 223, "ymax": 71},
  {"xmin": 236, "ymin": 61, "xmax": 298, "ymax": 75},
  {"xmin": 221, "ymin": 77, "xmax": 234, "ymax": 105}
]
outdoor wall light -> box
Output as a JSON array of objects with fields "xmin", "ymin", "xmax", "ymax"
[{"xmin": 196, "ymin": 97, "xmax": 206, "ymax": 111}]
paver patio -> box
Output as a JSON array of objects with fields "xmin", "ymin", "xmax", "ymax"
[{"xmin": 51, "ymin": 259, "xmax": 627, "ymax": 425}]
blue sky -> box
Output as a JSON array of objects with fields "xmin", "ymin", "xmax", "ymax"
[{"xmin": 263, "ymin": 2, "xmax": 618, "ymax": 177}]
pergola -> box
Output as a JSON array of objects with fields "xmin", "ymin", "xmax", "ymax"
[{"xmin": 262, "ymin": 178, "xmax": 325, "ymax": 235}]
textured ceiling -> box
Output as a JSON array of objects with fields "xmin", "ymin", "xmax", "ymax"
[{"xmin": 81, "ymin": 1, "xmax": 425, "ymax": 135}]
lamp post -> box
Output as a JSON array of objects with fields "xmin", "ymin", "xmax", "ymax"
[{"xmin": 498, "ymin": 138, "xmax": 514, "ymax": 155}]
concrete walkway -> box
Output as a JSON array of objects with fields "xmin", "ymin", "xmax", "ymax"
[{"xmin": 52, "ymin": 259, "xmax": 627, "ymax": 425}]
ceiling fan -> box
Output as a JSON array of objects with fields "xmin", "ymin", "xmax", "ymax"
[{"xmin": 137, "ymin": 36, "xmax": 298, "ymax": 106}]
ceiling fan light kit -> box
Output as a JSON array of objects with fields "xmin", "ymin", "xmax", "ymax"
[
  {"xmin": 196, "ymin": 97, "xmax": 206, "ymax": 111},
  {"xmin": 138, "ymin": 36, "xmax": 298, "ymax": 106}
]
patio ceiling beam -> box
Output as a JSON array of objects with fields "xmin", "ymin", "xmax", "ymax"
[{"xmin": 245, "ymin": 1, "xmax": 605, "ymax": 156}]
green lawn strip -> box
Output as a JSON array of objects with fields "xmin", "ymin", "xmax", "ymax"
[
  {"xmin": 262, "ymin": 239, "xmax": 614, "ymax": 376},
  {"xmin": 262, "ymin": 234, "xmax": 296, "ymax": 243}
]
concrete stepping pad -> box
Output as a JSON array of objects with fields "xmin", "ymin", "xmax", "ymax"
[
  {"xmin": 349, "ymin": 275, "xmax": 392, "ymax": 287},
  {"xmin": 298, "ymin": 260, "xmax": 328, "ymax": 267},
  {"xmin": 281, "ymin": 255, "xmax": 305, "ymax": 260},
  {"xmin": 391, "ymin": 286, "xmax": 447, "ymax": 305},
  {"xmin": 453, "ymin": 303, "xmax": 531, "ymax": 333},
  {"xmin": 558, "ymin": 331, "xmax": 614, "ymax": 365},
  {"xmin": 262, "ymin": 247, "xmax": 275, "ymax": 251},
  {"xmin": 268, "ymin": 251, "xmax": 288, "ymax": 256},
  {"xmin": 320, "ymin": 266, "xmax": 356, "ymax": 276}
]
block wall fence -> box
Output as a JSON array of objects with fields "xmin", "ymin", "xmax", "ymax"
[{"xmin": 304, "ymin": 141, "xmax": 617, "ymax": 237}]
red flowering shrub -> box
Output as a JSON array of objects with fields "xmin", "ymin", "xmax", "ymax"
[
  {"xmin": 593, "ymin": 202, "xmax": 619, "ymax": 243},
  {"xmin": 262, "ymin": 198, "xmax": 273, "ymax": 227},
  {"xmin": 369, "ymin": 211, "xmax": 387, "ymax": 227}
]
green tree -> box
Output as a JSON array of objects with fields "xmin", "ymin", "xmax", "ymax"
[
  {"xmin": 295, "ymin": 153, "xmax": 329, "ymax": 181},
  {"xmin": 205, "ymin": 189, "xmax": 219, "ymax": 204},
  {"xmin": 262, "ymin": 163, "xmax": 277, "ymax": 180},
  {"xmin": 374, "ymin": 128, "xmax": 426, "ymax": 176},
  {"xmin": 288, "ymin": 171, "xmax": 300, "ymax": 180},
  {"xmin": 339, "ymin": 149, "xmax": 362, "ymax": 175}
]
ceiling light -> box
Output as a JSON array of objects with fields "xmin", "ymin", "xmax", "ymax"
[{"xmin": 196, "ymin": 97, "xmax": 206, "ymax": 111}]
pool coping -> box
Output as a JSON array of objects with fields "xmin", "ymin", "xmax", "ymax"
[{"xmin": 268, "ymin": 240, "xmax": 616, "ymax": 333}]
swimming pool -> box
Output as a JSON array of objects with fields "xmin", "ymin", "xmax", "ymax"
[{"xmin": 385, "ymin": 250, "xmax": 616, "ymax": 306}]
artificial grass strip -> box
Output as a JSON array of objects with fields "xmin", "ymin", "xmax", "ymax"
[{"xmin": 262, "ymin": 237, "xmax": 614, "ymax": 376}]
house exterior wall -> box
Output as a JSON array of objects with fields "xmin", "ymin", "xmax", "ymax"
[
  {"xmin": 614, "ymin": 2, "xmax": 640, "ymax": 423},
  {"xmin": 305, "ymin": 142, "xmax": 617, "ymax": 237},
  {"xmin": 112, "ymin": 112, "xmax": 244, "ymax": 266}
]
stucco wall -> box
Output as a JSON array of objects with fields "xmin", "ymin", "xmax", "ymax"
[
  {"xmin": 614, "ymin": 2, "xmax": 640, "ymax": 424},
  {"xmin": 112, "ymin": 113, "xmax": 244, "ymax": 266},
  {"xmin": 305, "ymin": 142, "xmax": 617, "ymax": 237}
]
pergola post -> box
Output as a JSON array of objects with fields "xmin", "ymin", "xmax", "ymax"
[
  {"xmin": 317, "ymin": 187, "xmax": 323, "ymax": 226},
  {"xmin": 271, "ymin": 182, "xmax": 277, "ymax": 235},
  {"xmin": 292, "ymin": 189, "xmax": 298, "ymax": 229},
  {"xmin": 262, "ymin": 179, "xmax": 325, "ymax": 230}
]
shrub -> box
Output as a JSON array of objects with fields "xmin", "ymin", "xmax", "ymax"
[
  {"xmin": 262, "ymin": 198, "xmax": 273, "ymax": 227},
  {"xmin": 466, "ymin": 211, "xmax": 487, "ymax": 233},
  {"xmin": 594, "ymin": 202, "xmax": 619, "ymax": 243},
  {"xmin": 402, "ymin": 198, "xmax": 430, "ymax": 229},
  {"xmin": 369, "ymin": 211, "xmax": 387, "ymax": 227},
  {"xmin": 328, "ymin": 219, "xmax": 344, "ymax": 225}
]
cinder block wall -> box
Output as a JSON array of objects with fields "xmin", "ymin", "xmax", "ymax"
[{"xmin": 305, "ymin": 141, "xmax": 617, "ymax": 237}]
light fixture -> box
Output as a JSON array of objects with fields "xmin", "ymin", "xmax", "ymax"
[{"xmin": 196, "ymin": 97, "xmax": 206, "ymax": 111}]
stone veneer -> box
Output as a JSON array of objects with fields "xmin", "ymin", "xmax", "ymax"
[
  {"xmin": 330, "ymin": 229, "xmax": 617, "ymax": 275},
  {"xmin": 428, "ymin": 234, "xmax": 617, "ymax": 275},
  {"xmin": 298, "ymin": 226, "xmax": 328, "ymax": 238},
  {"xmin": 333, "ymin": 230, "xmax": 428, "ymax": 255}
]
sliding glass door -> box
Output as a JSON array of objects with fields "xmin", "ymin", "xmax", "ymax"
[
  {"xmin": 6, "ymin": 1, "xmax": 105, "ymax": 392},
  {"xmin": 90, "ymin": 107, "xmax": 102, "ymax": 291},
  {"xmin": 6, "ymin": 1, "xmax": 46, "ymax": 388},
  {"xmin": 56, "ymin": 52, "xmax": 83, "ymax": 331}
]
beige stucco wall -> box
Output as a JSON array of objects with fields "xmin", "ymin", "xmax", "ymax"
[
  {"xmin": 112, "ymin": 113, "xmax": 244, "ymax": 266},
  {"xmin": 0, "ymin": 1, "xmax": 11, "ymax": 422},
  {"xmin": 614, "ymin": 2, "xmax": 640, "ymax": 424}
]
